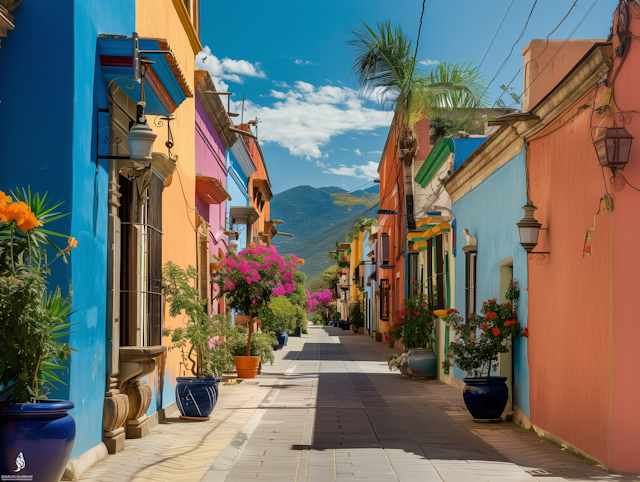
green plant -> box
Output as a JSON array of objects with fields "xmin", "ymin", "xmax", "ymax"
[
  {"xmin": 332, "ymin": 311, "xmax": 341, "ymax": 322},
  {"xmin": 161, "ymin": 262, "xmax": 237, "ymax": 378},
  {"xmin": 348, "ymin": 301, "xmax": 365, "ymax": 329},
  {"xmin": 310, "ymin": 313, "xmax": 324, "ymax": 325},
  {"xmin": 0, "ymin": 188, "xmax": 78, "ymax": 403},
  {"xmin": 444, "ymin": 280, "xmax": 524, "ymax": 377},
  {"xmin": 394, "ymin": 294, "xmax": 436, "ymax": 349},
  {"xmin": 258, "ymin": 296, "xmax": 297, "ymax": 333},
  {"xmin": 228, "ymin": 326, "xmax": 276, "ymax": 365}
]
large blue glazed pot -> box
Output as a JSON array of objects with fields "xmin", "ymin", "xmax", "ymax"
[
  {"xmin": 0, "ymin": 400, "xmax": 75, "ymax": 482},
  {"xmin": 291, "ymin": 326, "xmax": 302, "ymax": 337},
  {"xmin": 462, "ymin": 376, "xmax": 509, "ymax": 422},
  {"xmin": 175, "ymin": 377, "xmax": 221, "ymax": 419},
  {"xmin": 406, "ymin": 348, "xmax": 437, "ymax": 379},
  {"xmin": 342, "ymin": 322, "xmax": 350, "ymax": 331},
  {"xmin": 275, "ymin": 332, "xmax": 287, "ymax": 349}
]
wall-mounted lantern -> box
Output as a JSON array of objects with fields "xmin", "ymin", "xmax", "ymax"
[
  {"xmin": 517, "ymin": 201, "xmax": 543, "ymax": 253},
  {"xmin": 593, "ymin": 126, "xmax": 633, "ymax": 170}
]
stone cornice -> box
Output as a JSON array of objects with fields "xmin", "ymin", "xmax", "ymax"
[
  {"xmin": 195, "ymin": 70, "xmax": 235, "ymax": 149},
  {"xmin": 443, "ymin": 43, "xmax": 612, "ymax": 204}
]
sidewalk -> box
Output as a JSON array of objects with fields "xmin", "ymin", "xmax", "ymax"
[{"xmin": 79, "ymin": 325, "xmax": 640, "ymax": 482}]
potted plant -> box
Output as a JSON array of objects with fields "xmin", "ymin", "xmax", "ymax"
[
  {"xmin": 258, "ymin": 296, "xmax": 296, "ymax": 349},
  {"xmin": 212, "ymin": 244, "xmax": 301, "ymax": 378},
  {"xmin": 347, "ymin": 301, "xmax": 365, "ymax": 334},
  {"xmin": 444, "ymin": 281, "xmax": 524, "ymax": 422},
  {"xmin": 388, "ymin": 353, "xmax": 411, "ymax": 376},
  {"xmin": 228, "ymin": 327, "xmax": 276, "ymax": 377},
  {"xmin": 0, "ymin": 188, "xmax": 80, "ymax": 482},
  {"xmin": 162, "ymin": 262, "xmax": 239, "ymax": 420},
  {"xmin": 396, "ymin": 294, "xmax": 437, "ymax": 379}
]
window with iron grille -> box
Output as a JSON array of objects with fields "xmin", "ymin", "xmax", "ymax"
[
  {"xmin": 426, "ymin": 234, "xmax": 448, "ymax": 310},
  {"xmin": 119, "ymin": 172, "xmax": 163, "ymax": 347},
  {"xmin": 380, "ymin": 279, "xmax": 390, "ymax": 320}
]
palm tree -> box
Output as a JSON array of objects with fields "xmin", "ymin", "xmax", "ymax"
[{"xmin": 348, "ymin": 21, "xmax": 488, "ymax": 124}]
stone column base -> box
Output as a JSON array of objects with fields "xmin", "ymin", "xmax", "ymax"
[
  {"xmin": 126, "ymin": 414, "xmax": 156, "ymax": 439},
  {"xmin": 103, "ymin": 427, "xmax": 126, "ymax": 454}
]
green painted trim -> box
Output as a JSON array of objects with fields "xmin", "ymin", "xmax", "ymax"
[
  {"xmin": 414, "ymin": 138, "xmax": 455, "ymax": 188},
  {"xmin": 418, "ymin": 223, "xmax": 437, "ymax": 231}
]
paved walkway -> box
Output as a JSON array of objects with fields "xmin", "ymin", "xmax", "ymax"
[{"xmin": 79, "ymin": 325, "xmax": 640, "ymax": 482}]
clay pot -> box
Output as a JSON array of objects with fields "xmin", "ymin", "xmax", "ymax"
[{"xmin": 234, "ymin": 356, "xmax": 261, "ymax": 378}]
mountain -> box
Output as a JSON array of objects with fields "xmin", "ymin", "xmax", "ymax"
[{"xmin": 270, "ymin": 184, "xmax": 379, "ymax": 282}]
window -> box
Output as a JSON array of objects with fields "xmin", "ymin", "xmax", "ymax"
[
  {"xmin": 381, "ymin": 232, "xmax": 390, "ymax": 265},
  {"xmin": 408, "ymin": 252, "xmax": 419, "ymax": 297},
  {"xmin": 380, "ymin": 279, "xmax": 390, "ymax": 320},
  {"xmin": 465, "ymin": 249, "xmax": 477, "ymax": 320},
  {"xmin": 119, "ymin": 172, "xmax": 163, "ymax": 347},
  {"xmin": 426, "ymin": 234, "xmax": 448, "ymax": 310}
]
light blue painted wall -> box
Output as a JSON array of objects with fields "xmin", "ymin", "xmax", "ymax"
[
  {"xmin": 451, "ymin": 148, "xmax": 530, "ymax": 418},
  {"xmin": 0, "ymin": 1, "xmax": 134, "ymax": 459}
]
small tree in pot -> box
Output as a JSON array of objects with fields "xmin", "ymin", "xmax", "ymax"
[
  {"xmin": 443, "ymin": 280, "xmax": 525, "ymax": 422},
  {"xmin": 212, "ymin": 244, "xmax": 302, "ymax": 377},
  {"xmin": 257, "ymin": 296, "xmax": 296, "ymax": 348},
  {"xmin": 394, "ymin": 294, "xmax": 437, "ymax": 378}
]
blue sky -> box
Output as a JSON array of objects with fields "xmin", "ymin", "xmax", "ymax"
[{"xmin": 200, "ymin": 0, "xmax": 617, "ymax": 194}]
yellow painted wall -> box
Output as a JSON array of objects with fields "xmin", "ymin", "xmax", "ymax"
[{"xmin": 136, "ymin": 0, "xmax": 197, "ymax": 397}]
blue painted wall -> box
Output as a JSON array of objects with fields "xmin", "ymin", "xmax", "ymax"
[
  {"xmin": 451, "ymin": 148, "xmax": 530, "ymax": 418},
  {"xmin": 0, "ymin": 0, "xmax": 134, "ymax": 460}
]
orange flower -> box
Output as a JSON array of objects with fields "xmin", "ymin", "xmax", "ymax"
[
  {"xmin": 0, "ymin": 201, "xmax": 42, "ymax": 232},
  {"xmin": 65, "ymin": 237, "xmax": 78, "ymax": 252},
  {"xmin": 0, "ymin": 190, "xmax": 11, "ymax": 206},
  {"xmin": 492, "ymin": 327, "xmax": 501, "ymax": 337},
  {"xmin": 486, "ymin": 312, "xmax": 497, "ymax": 319},
  {"xmin": 481, "ymin": 323, "xmax": 490, "ymax": 330},
  {"xmin": 504, "ymin": 320, "xmax": 516, "ymax": 326}
]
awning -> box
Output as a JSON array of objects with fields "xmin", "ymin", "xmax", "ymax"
[
  {"xmin": 414, "ymin": 137, "xmax": 488, "ymax": 187},
  {"xmin": 253, "ymin": 178, "xmax": 273, "ymax": 201},
  {"xmin": 196, "ymin": 175, "xmax": 231, "ymax": 204},
  {"xmin": 98, "ymin": 35, "xmax": 192, "ymax": 116},
  {"xmin": 230, "ymin": 206, "xmax": 259, "ymax": 225}
]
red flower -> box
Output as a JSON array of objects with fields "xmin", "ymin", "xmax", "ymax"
[
  {"xmin": 524, "ymin": 327, "xmax": 529, "ymax": 338},
  {"xmin": 419, "ymin": 292, "xmax": 424, "ymax": 296},
  {"xmin": 470, "ymin": 340, "xmax": 475, "ymax": 345},
  {"xmin": 469, "ymin": 312, "xmax": 476, "ymax": 318},
  {"xmin": 470, "ymin": 324, "xmax": 476, "ymax": 328},
  {"xmin": 429, "ymin": 311, "xmax": 435, "ymax": 315},
  {"xmin": 504, "ymin": 320, "xmax": 516, "ymax": 326},
  {"xmin": 481, "ymin": 323, "xmax": 490, "ymax": 330},
  {"xmin": 422, "ymin": 301, "xmax": 427, "ymax": 308},
  {"xmin": 384, "ymin": 334, "xmax": 392, "ymax": 341},
  {"xmin": 492, "ymin": 327, "xmax": 501, "ymax": 337},
  {"xmin": 446, "ymin": 308, "xmax": 459, "ymax": 314},
  {"xmin": 413, "ymin": 311, "xmax": 420, "ymax": 316},
  {"xmin": 486, "ymin": 312, "xmax": 497, "ymax": 319}
]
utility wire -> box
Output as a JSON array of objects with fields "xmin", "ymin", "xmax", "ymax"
[{"xmin": 479, "ymin": 0, "xmax": 515, "ymax": 69}]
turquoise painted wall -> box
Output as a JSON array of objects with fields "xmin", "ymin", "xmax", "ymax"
[
  {"xmin": 451, "ymin": 148, "xmax": 530, "ymax": 418},
  {"xmin": 0, "ymin": 0, "xmax": 135, "ymax": 459}
]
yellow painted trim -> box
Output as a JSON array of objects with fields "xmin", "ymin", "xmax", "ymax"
[
  {"xmin": 433, "ymin": 309, "xmax": 448, "ymax": 318},
  {"xmin": 171, "ymin": 0, "xmax": 203, "ymax": 54}
]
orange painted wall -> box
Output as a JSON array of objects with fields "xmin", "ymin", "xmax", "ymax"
[
  {"xmin": 608, "ymin": 9, "xmax": 640, "ymax": 472},
  {"xmin": 378, "ymin": 119, "xmax": 405, "ymax": 335},
  {"xmin": 527, "ymin": 95, "xmax": 613, "ymax": 464}
]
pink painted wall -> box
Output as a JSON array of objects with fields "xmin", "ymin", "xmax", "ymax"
[
  {"xmin": 195, "ymin": 97, "xmax": 228, "ymax": 314},
  {"xmin": 609, "ymin": 8, "xmax": 640, "ymax": 472}
]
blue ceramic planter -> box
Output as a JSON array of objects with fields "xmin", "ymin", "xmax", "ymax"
[
  {"xmin": 462, "ymin": 377, "xmax": 509, "ymax": 422},
  {"xmin": 0, "ymin": 400, "xmax": 75, "ymax": 482},
  {"xmin": 176, "ymin": 377, "xmax": 221, "ymax": 419},
  {"xmin": 342, "ymin": 322, "xmax": 350, "ymax": 331},
  {"xmin": 406, "ymin": 348, "xmax": 437, "ymax": 379},
  {"xmin": 275, "ymin": 332, "xmax": 287, "ymax": 349},
  {"xmin": 291, "ymin": 326, "xmax": 302, "ymax": 337}
]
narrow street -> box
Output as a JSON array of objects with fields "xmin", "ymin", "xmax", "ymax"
[{"xmin": 79, "ymin": 326, "xmax": 637, "ymax": 482}]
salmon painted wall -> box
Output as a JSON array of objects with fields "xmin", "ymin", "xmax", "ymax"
[
  {"xmin": 136, "ymin": 0, "xmax": 197, "ymax": 413},
  {"xmin": 527, "ymin": 104, "xmax": 612, "ymax": 465},
  {"xmin": 608, "ymin": 8, "xmax": 640, "ymax": 472}
]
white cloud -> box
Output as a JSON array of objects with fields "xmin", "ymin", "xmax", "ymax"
[
  {"xmin": 237, "ymin": 81, "xmax": 392, "ymax": 158},
  {"xmin": 325, "ymin": 79, "xmax": 333, "ymax": 84},
  {"xmin": 371, "ymin": 133, "xmax": 380, "ymax": 137},
  {"xmin": 196, "ymin": 46, "xmax": 266, "ymax": 93},
  {"xmin": 341, "ymin": 148, "xmax": 348, "ymax": 151},
  {"xmin": 419, "ymin": 59, "xmax": 440, "ymax": 67},
  {"xmin": 324, "ymin": 161, "xmax": 379, "ymax": 180},
  {"xmin": 273, "ymin": 80, "xmax": 290, "ymax": 88},
  {"xmin": 295, "ymin": 59, "xmax": 316, "ymax": 65},
  {"xmin": 370, "ymin": 150, "xmax": 382, "ymax": 155},
  {"xmin": 355, "ymin": 149, "xmax": 362, "ymax": 156}
]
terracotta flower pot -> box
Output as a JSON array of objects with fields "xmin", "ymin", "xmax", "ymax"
[{"xmin": 234, "ymin": 356, "xmax": 261, "ymax": 378}]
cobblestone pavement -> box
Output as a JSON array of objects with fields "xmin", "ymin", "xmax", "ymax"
[{"xmin": 80, "ymin": 325, "xmax": 640, "ymax": 482}]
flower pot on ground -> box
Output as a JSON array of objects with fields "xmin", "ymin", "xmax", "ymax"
[
  {"xmin": 0, "ymin": 400, "xmax": 76, "ymax": 481},
  {"xmin": 0, "ymin": 188, "xmax": 80, "ymax": 481},
  {"xmin": 444, "ymin": 281, "xmax": 524, "ymax": 422},
  {"xmin": 375, "ymin": 331, "xmax": 383, "ymax": 342},
  {"xmin": 393, "ymin": 294, "xmax": 437, "ymax": 379},
  {"xmin": 462, "ymin": 377, "xmax": 509, "ymax": 422},
  {"xmin": 175, "ymin": 378, "xmax": 221, "ymax": 419},
  {"xmin": 229, "ymin": 328, "xmax": 276, "ymax": 378},
  {"xmin": 347, "ymin": 301, "xmax": 364, "ymax": 334},
  {"xmin": 233, "ymin": 356, "xmax": 261, "ymax": 378},
  {"xmin": 275, "ymin": 332, "xmax": 287, "ymax": 349},
  {"xmin": 162, "ymin": 263, "xmax": 239, "ymax": 420}
]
